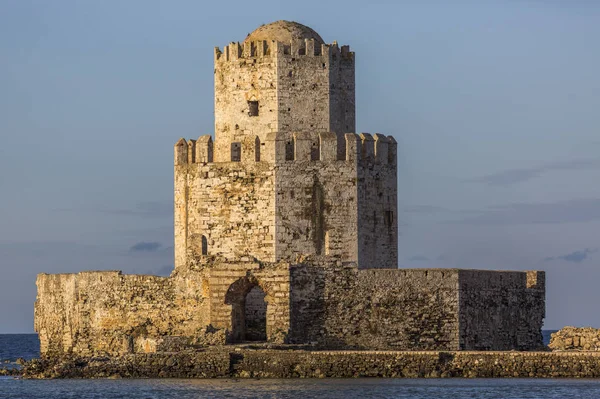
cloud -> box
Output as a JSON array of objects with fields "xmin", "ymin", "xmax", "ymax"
[
  {"xmin": 448, "ymin": 198, "xmax": 600, "ymax": 225},
  {"xmin": 404, "ymin": 205, "xmax": 482, "ymax": 216},
  {"xmin": 55, "ymin": 201, "xmax": 172, "ymax": 218},
  {"xmin": 101, "ymin": 201, "xmax": 172, "ymax": 217},
  {"xmin": 408, "ymin": 255, "xmax": 429, "ymax": 261},
  {"xmin": 466, "ymin": 158, "xmax": 600, "ymax": 186},
  {"xmin": 404, "ymin": 205, "xmax": 449, "ymax": 214},
  {"xmin": 544, "ymin": 248, "xmax": 597, "ymax": 263},
  {"xmin": 129, "ymin": 241, "xmax": 162, "ymax": 252}
]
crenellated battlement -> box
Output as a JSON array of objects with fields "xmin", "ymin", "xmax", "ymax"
[
  {"xmin": 178, "ymin": 21, "xmax": 391, "ymax": 270},
  {"xmin": 174, "ymin": 132, "xmax": 395, "ymax": 167},
  {"xmin": 214, "ymin": 40, "xmax": 354, "ymax": 63}
]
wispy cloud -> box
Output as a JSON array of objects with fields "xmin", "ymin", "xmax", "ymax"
[
  {"xmin": 129, "ymin": 241, "xmax": 162, "ymax": 252},
  {"xmin": 544, "ymin": 248, "xmax": 597, "ymax": 263},
  {"xmin": 404, "ymin": 205, "xmax": 449, "ymax": 214},
  {"xmin": 100, "ymin": 201, "xmax": 172, "ymax": 217},
  {"xmin": 408, "ymin": 255, "xmax": 429, "ymax": 261},
  {"xmin": 466, "ymin": 158, "xmax": 600, "ymax": 186},
  {"xmin": 55, "ymin": 201, "xmax": 172, "ymax": 218},
  {"xmin": 448, "ymin": 198, "xmax": 600, "ymax": 225}
]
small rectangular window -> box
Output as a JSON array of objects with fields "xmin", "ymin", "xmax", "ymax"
[
  {"xmin": 248, "ymin": 101, "xmax": 259, "ymax": 117},
  {"xmin": 285, "ymin": 140, "xmax": 294, "ymax": 161},
  {"xmin": 231, "ymin": 142, "xmax": 241, "ymax": 162}
]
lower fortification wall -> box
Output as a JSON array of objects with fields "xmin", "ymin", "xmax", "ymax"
[
  {"xmin": 289, "ymin": 266, "xmax": 461, "ymax": 350},
  {"xmin": 35, "ymin": 261, "xmax": 545, "ymax": 357},
  {"xmin": 290, "ymin": 265, "xmax": 544, "ymax": 351},
  {"xmin": 35, "ymin": 269, "xmax": 211, "ymax": 357},
  {"xmin": 458, "ymin": 270, "xmax": 545, "ymax": 350}
]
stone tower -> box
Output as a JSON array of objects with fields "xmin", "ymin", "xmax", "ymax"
[
  {"xmin": 34, "ymin": 21, "xmax": 546, "ymax": 355},
  {"xmin": 213, "ymin": 21, "xmax": 355, "ymax": 162},
  {"xmin": 174, "ymin": 21, "xmax": 398, "ymax": 270}
]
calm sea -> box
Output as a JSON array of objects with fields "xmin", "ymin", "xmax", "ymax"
[{"xmin": 5, "ymin": 331, "xmax": 596, "ymax": 399}]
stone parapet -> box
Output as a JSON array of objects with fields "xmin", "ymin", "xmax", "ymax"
[
  {"xmin": 174, "ymin": 132, "xmax": 396, "ymax": 165},
  {"xmin": 214, "ymin": 40, "xmax": 353, "ymax": 62}
]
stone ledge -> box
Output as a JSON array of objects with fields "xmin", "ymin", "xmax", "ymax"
[{"xmin": 17, "ymin": 349, "xmax": 600, "ymax": 379}]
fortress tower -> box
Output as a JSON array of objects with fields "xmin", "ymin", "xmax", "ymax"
[
  {"xmin": 33, "ymin": 21, "xmax": 545, "ymax": 354},
  {"xmin": 213, "ymin": 21, "xmax": 355, "ymax": 161},
  {"xmin": 174, "ymin": 21, "xmax": 398, "ymax": 270}
]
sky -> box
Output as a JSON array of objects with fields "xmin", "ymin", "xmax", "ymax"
[{"xmin": 1, "ymin": 0, "xmax": 599, "ymax": 332}]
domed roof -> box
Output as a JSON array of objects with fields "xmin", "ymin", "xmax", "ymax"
[{"xmin": 244, "ymin": 20, "xmax": 324, "ymax": 45}]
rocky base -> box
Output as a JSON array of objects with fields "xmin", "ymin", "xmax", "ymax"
[
  {"xmin": 549, "ymin": 327, "xmax": 600, "ymax": 351},
  {"xmin": 0, "ymin": 368, "xmax": 21, "ymax": 377},
  {"xmin": 10, "ymin": 349, "xmax": 600, "ymax": 379}
]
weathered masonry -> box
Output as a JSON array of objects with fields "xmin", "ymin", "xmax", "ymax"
[
  {"xmin": 35, "ymin": 21, "xmax": 546, "ymax": 357},
  {"xmin": 176, "ymin": 20, "xmax": 396, "ymax": 270}
]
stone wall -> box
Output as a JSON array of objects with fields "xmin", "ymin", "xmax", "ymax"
[
  {"xmin": 174, "ymin": 132, "xmax": 397, "ymax": 269},
  {"xmin": 213, "ymin": 42, "xmax": 279, "ymax": 163},
  {"xmin": 24, "ymin": 350, "xmax": 600, "ymax": 379},
  {"xmin": 289, "ymin": 265, "xmax": 461, "ymax": 349},
  {"xmin": 213, "ymin": 39, "xmax": 355, "ymax": 163},
  {"xmin": 328, "ymin": 45, "xmax": 356, "ymax": 157},
  {"xmin": 35, "ymin": 263, "xmax": 545, "ymax": 356},
  {"xmin": 458, "ymin": 270, "xmax": 545, "ymax": 350},
  {"xmin": 289, "ymin": 265, "xmax": 544, "ymax": 351},
  {"xmin": 276, "ymin": 42, "xmax": 333, "ymax": 134},
  {"xmin": 356, "ymin": 133, "xmax": 398, "ymax": 269},
  {"xmin": 273, "ymin": 141, "xmax": 359, "ymax": 262},
  {"xmin": 175, "ymin": 156, "xmax": 277, "ymax": 267},
  {"xmin": 34, "ymin": 270, "xmax": 210, "ymax": 357},
  {"xmin": 229, "ymin": 350, "xmax": 600, "ymax": 379},
  {"xmin": 35, "ymin": 262, "xmax": 544, "ymax": 357},
  {"xmin": 549, "ymin": 327, "xmax": 600, "ymax": 351},
  {"xmin": 205, "ymin": 262, "xmax": 291, "ymax": 344}
]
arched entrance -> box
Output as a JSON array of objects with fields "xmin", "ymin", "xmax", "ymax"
[
  {"xmin": 244, "ymin": 286, "xmax": 267, "ymax": 341},
  {"xmin": 225, "ymin": 278, "xmax": 268, "ymax": 343}
]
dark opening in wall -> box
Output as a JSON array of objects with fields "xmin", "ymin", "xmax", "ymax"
[
  {"xmin": 285, "ymin": 140, "xmax": 294, "ymax": 161},
  {"xmin": 373, "ymin": 210, "xmax": 378, "ymax": 232},
  {"xmin": 312, "ymin": 179, "xmax": 325, "ymax": 255},
  {"xmin": 254, "ymin": 136, "xmax": 260, "ymax": 162},
  {"xmin": 231, "ymin": 142, "xmax": 241, "ymax": 162},
  {"xmin": 311, "ymin": 141, "xmax": 320, "ymax": 161},
  {"xmin": 248, "ymin": 101, "xmax": 259, "ymax": 117},
  {"xmin": 226, "ymin": 279, "xmax": 268, "ymax": 343},
  {"xmin": 244, "ymin": 286, "xmax": 267, "ymax": 341},
  {"xmin": 201, "ymin": 235, "xmax": 208, "ymax": 255}
]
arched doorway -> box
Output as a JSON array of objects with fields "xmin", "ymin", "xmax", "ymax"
[
  {"xmin": 225, "ymin": 279, "xmax": 268, "ymax": 343},
  {"xmin": 244, "ymin": 286, "xmax": 267, "ymax": 341}
]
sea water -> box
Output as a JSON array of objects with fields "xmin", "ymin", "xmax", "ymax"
[
  {"xmin": 3, "ymin": 377, "xmax": 600, "ymax": 399},
  {"xmin": 4, "ymin": 331, "xmax": 598, "ymax": 399}
]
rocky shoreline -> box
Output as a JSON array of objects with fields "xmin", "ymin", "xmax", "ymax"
[{"xmin": 7, "ymin": 349, "xmax": 600, "ymax": 379}]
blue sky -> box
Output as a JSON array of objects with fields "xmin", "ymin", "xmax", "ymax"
[{"xmin": 1, "ymin": 0, "xmax": 599, "ymax": 332}]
